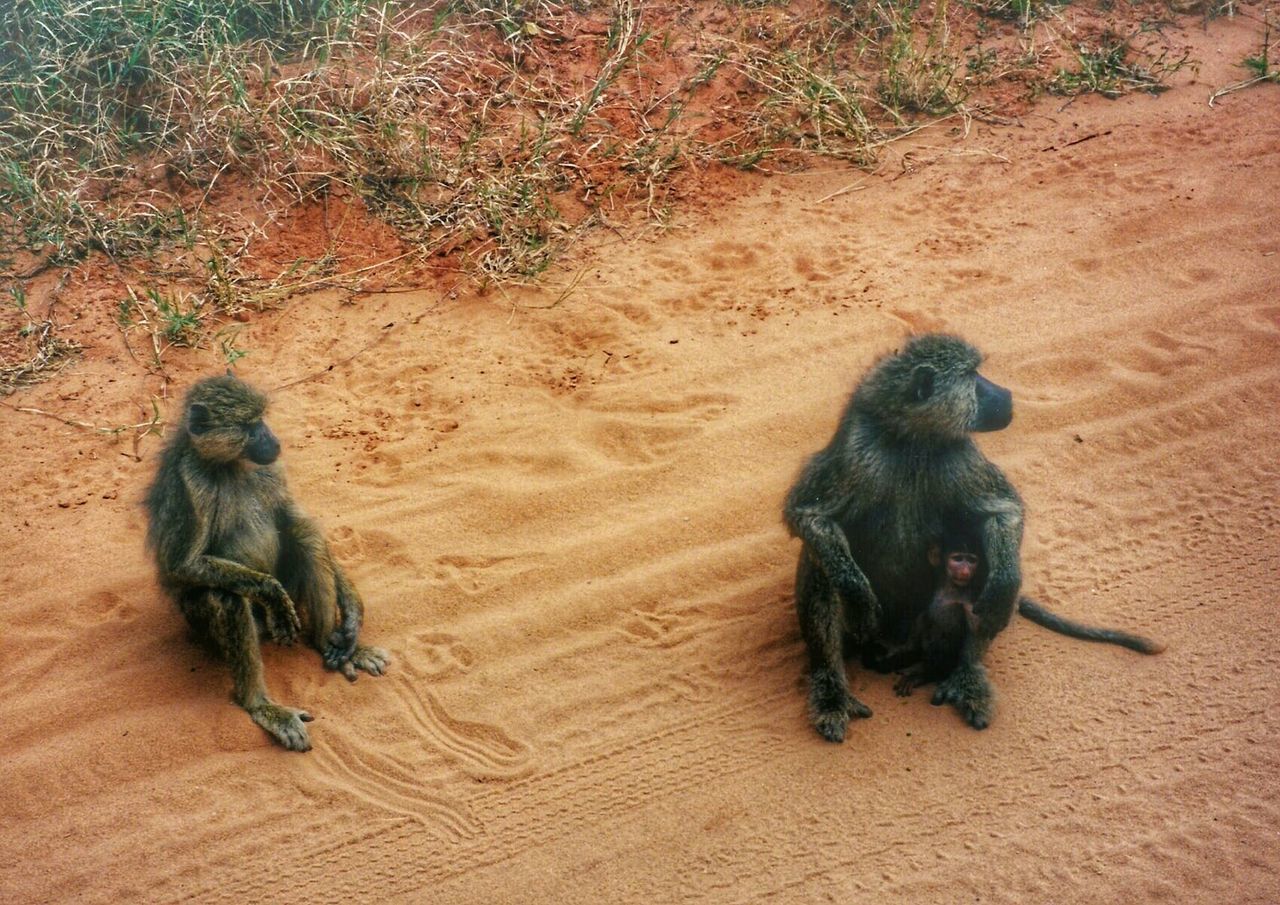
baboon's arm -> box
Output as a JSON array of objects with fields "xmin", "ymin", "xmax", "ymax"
[
  {"xmin": 170, "ymin": 552, "xmax": 290, "ymax": 605},
  {"xmin": 787, "ymin": 509, "xmax": 879, "ymax": 607},
  {"xmin": 322, "ymin": 567, "xmax": 365, "ymax": 670},
  {"xmin": 972, "ymin": 499, "xmax": 1024, "ymax": 640},
  {"xmin": 783, "ymin": 458, "xmax": 879, "ymax": 609}
]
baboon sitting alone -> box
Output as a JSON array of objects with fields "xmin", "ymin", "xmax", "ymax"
[
  {"xmin": 146, "ymin": 374, "xmax": 388, "ymax": 751},
  {"xmin": 784, "ymin": 333, "xmax": 1161, "ymax": 742}
]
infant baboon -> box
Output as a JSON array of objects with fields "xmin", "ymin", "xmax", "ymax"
[
  {"xmin": 145, "ymin": 374, "xmax": 388, "ymax": 751},
  {"xmin": 880, "ymin": 530, "xmax": 984, "ymax": 698}
]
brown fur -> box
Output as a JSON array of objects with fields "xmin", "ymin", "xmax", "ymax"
[{"xmin": 145, "ymin": 374, "xmax": 388, "ymax": 751}]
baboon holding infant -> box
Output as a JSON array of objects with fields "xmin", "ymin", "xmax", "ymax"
[
  {"xmin": 146, "ymin": 374, "xmax": 388, "ymax": 751},
  {"xmin": 784, "ymin": 334, "xmax": 1162, "ymax": 741}
]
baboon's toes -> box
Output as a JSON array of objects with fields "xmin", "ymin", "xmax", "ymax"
[
  {"xmin": 251, "ymin": 704, "xmax": 313, "ymax": 752},
  {"xmin": 849, "ymin": 697, "xmax": 873, "ymax": 719},
  {"xmin": 813, "ymin": 711, "xmax": 849, "ymax": 743},
  {"xmin": 967, "ymin": 710, "xmax": 990, "ymax": 730},
  {"xmin": 352, "ymin": 645, "xmax": 390, "ymax": 677}
]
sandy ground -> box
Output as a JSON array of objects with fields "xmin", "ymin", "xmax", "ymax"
[{"xmin": 2, "ymin": 12, "xmax": 1279, "ymax": 905}]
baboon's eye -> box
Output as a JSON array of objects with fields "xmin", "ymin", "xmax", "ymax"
[
  {"xmin": 188, "ymin": 403, "xmax": 212, "ymax": 435},
  {"xmin": 909, "ymin": 364, "xmax": 937, "ymax": 402}
]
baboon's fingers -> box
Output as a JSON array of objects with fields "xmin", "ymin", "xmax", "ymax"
[
  {"xmin": 322, "ymin": 628, "xmax": 357, "ymax": 670},
  {"xmin": 352, "ymin": 645, "xmax": 390, "ymax": 677},
  {"xmin": 264, "ymin": 600, "xmax": 301, "ymax": 645},
  {"xmin": 340, "ymin": 660, "xmax": 358, "ymax": 682},
  {"xmin": 931, "ymin": 667, "xmax": 993, "ymax": 730},
  {"xmin": 299, "ymin": 710, "xmax": 314, "ymax": 722}
]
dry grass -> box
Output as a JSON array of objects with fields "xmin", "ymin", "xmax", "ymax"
[{"xmin": 0, "ymin": 0, "xmax": 1217, "ymax": 388}]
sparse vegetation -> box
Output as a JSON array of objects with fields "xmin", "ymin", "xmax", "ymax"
[
  {"xmin": 0, "ymin": 0, "xmax": 1224, "ymax": 391},
  {"xmin": 1210, "ymin": 4, "xmax": 1278, "ymax": 103},
  {"xmin": 1, "ymin": 282, "xmax": 82, "ymax": 395},
  {"xmin": 1049, "ymin": 29, "xmax": 1190, "ymax": 98},
  {"xmin": 0, "ymin": 0, "xmax": 969, "ymax": 290}
]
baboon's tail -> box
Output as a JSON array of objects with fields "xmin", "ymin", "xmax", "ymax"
[{"xmin": 1017, "ymin": 597, "xmax": 1165, "ymax": 654}]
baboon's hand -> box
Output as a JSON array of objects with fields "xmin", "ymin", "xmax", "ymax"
[
  {"xmin": 837, "ymin": 576, "xmax": 880, "ymax": 638},
  {"xmin": 322, "ymin": 627, "xmax": 358, "ymax": 671},
  {"xmin": 258, "ymin": 578, "xmax": 301, "ymax": 644}
]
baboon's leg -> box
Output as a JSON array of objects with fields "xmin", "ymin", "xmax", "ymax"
[
  {"xmin": 213, "ymin": 590, "xmax": 313, "ymax": 751},
  {"xmin": 863, "ymin": 639, "xmax": 919, "ymax": 674},
  {"xmin": 797, "ymin": 552, "xmax": 870, "ymax": 743},
  {"xmin": 322, "ymin": 566, "xmax": 362, "ymax": 668},
  {"xmin": 931, "ymin": 633, "xmax": 994, "ymax": 729},
  {"xmin": 278, "ymin": 513, "xmax": 388, "ymax": 679},
  {"xmin": 894, "ymin": 665, "xmax": 928, "ymax": 697},
  {"xmin": 277, "ymin": 515, "xmax": 337, "ymax": 650}
]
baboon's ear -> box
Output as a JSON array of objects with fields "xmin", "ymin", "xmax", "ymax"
[
  {"xmin": 188, "ymin": 402, "xmax": 212, "ymax": 435},
  {"xmin": 927, "ymin": 544, "xmax": 942, "ymax": 568},
  {"xmin": 909, "ymin": 364, "xmax": 936, "ymax": 402}
]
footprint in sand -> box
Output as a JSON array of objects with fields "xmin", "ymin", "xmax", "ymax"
[{"xmin": 308, "ymin": 630, "xmax": 534, "ymax": 835}]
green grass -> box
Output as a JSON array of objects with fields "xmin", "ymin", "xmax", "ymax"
[{"xmin": 1049, "ymin": 30, "xmax": 1190, "ymax": 99}]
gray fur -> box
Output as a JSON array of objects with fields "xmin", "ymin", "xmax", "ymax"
[
  {"xmin": 784, "ymin": 334, "xmax": 1162, "ymax": 741},
  {"xmin": 784, "ymin": 334, "xmax": 1024, "ymax": 739}
]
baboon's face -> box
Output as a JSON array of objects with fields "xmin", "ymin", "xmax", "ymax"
[
  {"xmin": 889, "ymin": 336, "xmax": 1014, "ymax": 441},
  {"xmin": 241, "ymin": 419, "xmax": 282, "ymax": 465},
  {"xmin": 183, "ymin": 375, "xmax": 280, "ymax": 466},
  {"xmin": 945, "ymin": 551, "xmax": 979, "ymax": 588}
]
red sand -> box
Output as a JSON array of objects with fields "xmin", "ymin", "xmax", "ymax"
[{"xmin": 2, "ymin": 12, "xmax": 1278, "ymax": 904}]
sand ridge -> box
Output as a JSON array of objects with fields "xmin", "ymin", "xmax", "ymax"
[{"xmin": 1, "ymin": 12, "xmax": 1278, "ymax": 904}]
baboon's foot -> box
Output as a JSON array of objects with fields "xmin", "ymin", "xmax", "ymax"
[
  {"xmin": 331, "ymin": 645, "xmax": 391, "ymax": 682},
  {"xmin": 809, "ymin": 672, "xmax": 872, "ymax": 743},
  {"xmin": 931, "ymin": 664, "xmax": 994, "ymax": 730},
  {"xmin": 248, "ymin": 702, "xmax": 314, "ymax": 751}
]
